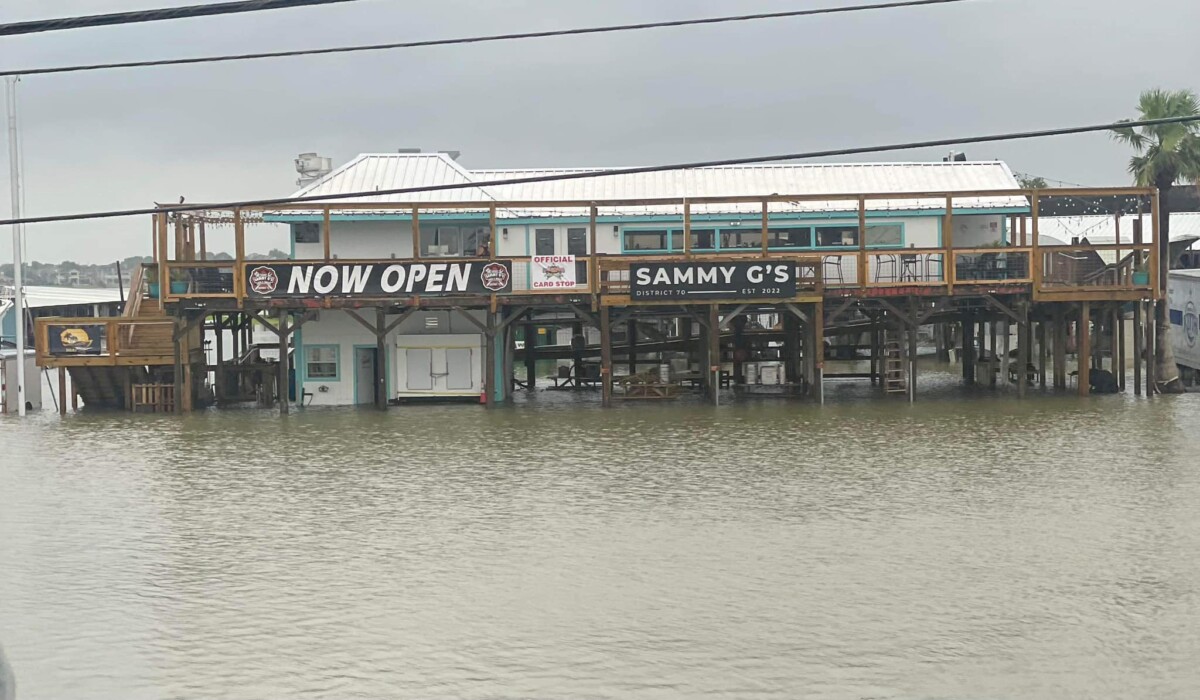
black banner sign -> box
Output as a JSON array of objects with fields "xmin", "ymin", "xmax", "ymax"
[
  {"xmin": 630, "ymin": 261, "xmax": 797, "ymax": 300},
  {"xmin": 48, "ymin": 323, "xmax": 105, "ymax": 355},
  {"xmin": 244, "ymin": 260, "xmax": 513, "ymax": 297}
]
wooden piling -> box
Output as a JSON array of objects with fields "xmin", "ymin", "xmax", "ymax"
[
  {"xmin": 962, "ymin": 316, "xmax": 976, "ymax": 385},
  {"xmin": 173, "ymin": 317, "xmax": 184, "ymax": 415},
  {"xmin": 57, "ymin": 367, "xmax": 67, "ymax": 416},
  {"xmin": 815, "ymin": 300, "xmax": 825, "ymax": 404},
  {"xmin": 375, "ymin": 307, "xmax": 388, "ymax": 410},
  {"xmin": 989, "ymin": 321, "xmax": 998, "ymax": 388},
  {"xmin": 1079, "ymin": 302, "xmax": 1091, "ymax": 397},
  {"xmin": 707, "ymin": 304, "xmax": 720, "ymax": 404},
  {"xmin": 524, "ymin": 322, "xmax": 537, "ymax": 390},
  {"xmin": 1017, "ymin": 302, "xmax": 1029, "ymax": 398},
  {"xmin": 871, "ymin": 315, "xmax": 881, "ymax": 385},
  {"xmin": 277, "ymin": 309, "xmax": 290, "ymax": 415},
  {"xmin": 627, "ymin": 319, "xmax": 638, "ymax": 375},
  {"xmin": 484, "ymin": 311, "xmax": 496, "ymax": 407},
  {"xmin": 1114, "ymin": 304, "xmax": 1125, "ymax": 392},
  {"xmin": 1133, "ymin": 300, "xmax": 1143, "ymax": 395},
  {"xmin": 1054, "ymin": 306, "xmax": 1067, "ymax": 389},
  {"xmin": 600, "ymin": 307, "xmax": 613, "ymax": 407},
  {"xmin": 214, "ymin": 314, "xmax": 226, "ymax": 403}
]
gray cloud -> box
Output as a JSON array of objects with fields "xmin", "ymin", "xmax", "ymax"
[{"xmin": 2, "ymin": 0, "xmax": 1198, "ymax": 262}]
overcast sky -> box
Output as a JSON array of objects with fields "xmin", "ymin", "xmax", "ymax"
[{"xmin": 2, "ymin": 0, "xmax": 1199, "ymax": 263}]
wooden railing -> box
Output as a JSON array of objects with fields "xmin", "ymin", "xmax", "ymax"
[
  {"xmin": 34, "ymin": 316, "xmax": 193, "ymax": 367},
  {"xmin": 1036, "ymin": 244, "xmax": 1154, "ymax": 293}
]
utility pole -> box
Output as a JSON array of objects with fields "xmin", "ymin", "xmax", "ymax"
[{"xmin": 6, "ymin": 76, "xmax": 25, "ymax": 416}]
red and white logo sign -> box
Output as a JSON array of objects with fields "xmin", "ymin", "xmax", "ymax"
[
  {"xmin": 248, "ymin": 266, "xmax": 279, "ymax": 295},
  {"xmin": 480, "ymin": 262, "xmax": 510, "ymax": 292}
]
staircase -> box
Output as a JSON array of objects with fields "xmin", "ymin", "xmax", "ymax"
[
  {"xmin": 68, "ymin": 365, "xmax": 152, "ymax": 409},
  {"xmin": 883, "ymin": 335, "xmax": 908, "ymax": 394}
]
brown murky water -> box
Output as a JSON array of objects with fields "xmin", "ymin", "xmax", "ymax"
[{"xmin": 3, "ymin": 369, "xmax": 1200, "ymax": 699}]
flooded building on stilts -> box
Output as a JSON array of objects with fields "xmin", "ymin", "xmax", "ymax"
[{"xmin": 33, "ymin": 152, "xmax": 1163, "ymax": 412}]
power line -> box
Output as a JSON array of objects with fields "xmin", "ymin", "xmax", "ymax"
[
  {"xmin": 0, "ymin": 0, "xmax": 363, "ymax": 38},
  {"xmin": 1, "ymin": 0, "xmax": 981, "ymax": 77},
  {"xmin": 2, "ymin": 115, "xmax": 1194, "ymax": 228}
]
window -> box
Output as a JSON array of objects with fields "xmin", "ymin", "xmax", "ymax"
[
  {"xmin": 768, "ymin": 227, "xmax": 812, "ymax": 249},
  {"xmin": 567, "ymin": 228, "xmax": 588, "ymax": 283},
  {"xmin": 294, "ymin": 223, "xmax": 320, "ymax": 244},
  {"xmin": 535, "ymin": 228, "xmax": 556, "ymax": 255},
  {"xmin": 865, "ymin": 224, "xmax": 902, "ymax": 246},
  {"xmin": 816, "ymin": 226, "xmax": 860, "ymax": 247},
  {"xmin": 624, "ymin": 229, "xmax": 668, "ymax": 251},
  {"xmin": 306, "ymin": 345, "xmax": 339, "ymax": 380},
  {"xmin": 721, "ymin": 229, "xmax": 763, "ymax": 250},
  {"xmin": 689, "ymin": 229, "xmax": 716, "ymax": 250},
  {"xmin": 419, "ymin": 223, "xmax": 488, "ymax": 257}
]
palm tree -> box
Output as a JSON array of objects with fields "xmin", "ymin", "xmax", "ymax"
[{"xmin": 1112, "ymin": 89, "xmax": 1200, "ymax": 394}]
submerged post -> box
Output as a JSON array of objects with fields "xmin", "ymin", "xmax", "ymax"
[
  {"xmin": 962, "ymin": 316, "xmax": 976, "ymax": 385},
  {"xmin": 277, "ymin": 308, "xmax": 290, "ymax": 415},
  {"xmin": 375, "ymin": 307, "xmax": 388, "ymax": 410},
  {"xmin": 1017, "ymin": 301, "xmax": 1029, "ymax": 398},
  {"xmin": 1134, "ymin": 300, "xmax": 1143, "ymax": 396},
  {"xmin": 707, "ymin": 304, "xmax": 720, "ymax": 404},
  {"xmin": 600, "ymin": 306, "xmax": 613, "ymax": 407},
  {"xmin": 1078, "ymin": 302, "xmax": 1091, "ymax": 397}
]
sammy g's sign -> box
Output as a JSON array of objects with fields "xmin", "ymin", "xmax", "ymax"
[
  {"xmin": 245, "ymin": 260, "xmax": 512, "ymax": 298},
  {"xmin": 630, "ymin": 261, "xmax": 797, "ymax": 300}
]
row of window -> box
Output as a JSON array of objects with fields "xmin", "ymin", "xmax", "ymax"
[
  {"xmin": 622, "ymin": 224, "xmax": 903, "ymax": 252},
  {"xmin": 295, "ymin": 222, "xmax": 905, "ymax": 256}
]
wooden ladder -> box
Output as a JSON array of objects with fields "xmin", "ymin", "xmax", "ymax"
[{"xmin": 883, "ymin": 335, "xmax": 907, "ymax": 394}]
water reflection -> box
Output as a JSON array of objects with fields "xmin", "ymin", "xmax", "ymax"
[{"xmin": 2, "ymin": 381, "xmax": 1199, "ymax": 698}]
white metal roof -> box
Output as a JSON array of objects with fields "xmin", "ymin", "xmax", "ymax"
[
  {"xmin": 284, "ymin": 153, "xmax": 1027, "ymax": 217},
  {"xmin": 1036, "ymin": 213, "xmax": 1200, "ymax": 244},
  {"xmin": 0, "ymin": 285, "xmax": 124, "ymax": 308}
]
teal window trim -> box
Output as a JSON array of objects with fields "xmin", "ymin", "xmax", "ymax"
[
  {"xmin": 619, "ymin": 221, "xmax": 908, "ymax": 253},
  {"xmin": 305, "ymin": 344, "xmax": 341, "ymax": 381}
]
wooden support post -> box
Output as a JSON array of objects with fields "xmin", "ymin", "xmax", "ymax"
[
  {"xmin": 814, "ymin": 300, "xmax": 825, "ymax": 404},
  {"xmin": 1037, "ymin": 318, "xmax": 1047, "ymax": 389},
  {"xmin": 57, "ymin": 367, "xmax": 67, "ymax": 416},
  {"xmin": 1079, "ymin": 302, "xmax": 1091, "ymax": 397},
  {"xmin": 277, "ymin": 309, "xmax": 290, "ymax": 414},
  {"xmin": 1146, "ymin": 300, "xmax": 1156, "ymax": 395},
  {"xmin": 600, "ymin": 307, "xmax": 613, "ymax": 407},
  {"xmin": 199, "ymin": 221, "xmax": 207, "ymax": 261},
  {"xmin": 1114, "ymin": 304, "xmax": 1124, "ymax": 391},
  {"xmin": 524, "ymin": 322, "xmax": 537, "ymax": 390},
  {"xmin": 760, "ymin": 200, "xmax": 769, "ymax": 256},
  {"xmin": 484, "ymin": 311, "xmax": 496, "ymax": 407},
  {"xmin": 157, "ymin": 212, "xmax": 169, "ymax": 301},
  {"xmin": 857, "ymin": 196, "xmax": 868, "ymax": 289},
  {"xmin": 870, "ymin": 315, "xmax": 881, "ymax": 385},
  {"xmin": 683, "ymin": 199, "xmax": 692, "ymax": 258},
  {"xmin": 71, "ymin": 381, "xmax": 79, "ymax": 411},
  {"xmin": 627, "ymin": 319, "xmax": 638, "ymax": 375},
  {"xmin": 1134, "ymin": 300, "xmax": 1143, "ymax": 396},
  {"xmin": 783, "ymin": 312, "xmax": 800, "ymax": 385},
  {"xmin": 944, "ymin": 194, "xmax": 955, "ymax": 292},
  {"xmin": 907, "ymin": 314, "xmax": 918, "ymax": 403},
  {"xmin": 323, "ymin": 207, "xmax": 332, "ymax": 261},
  {"xmin": 233, "ymin": 208, "xmax": 245, "ymax": 300},
  {"xmin": 707, "ymin": 304, "xmax": 720, "ymax": 403},
  {"xmin": 173, "ymin": 317, "xmax": 184, "ymax": 414},
  {"xmin": 989, "ymin": 320, "xmax": 998, "ymax": 388},
  {"xmin": 1000, "ymin": 319, "xmax": 1011, "ymax": 391},
  {"xmin": 411, "ymin": 207, "xmax": 421, "ymax": 259},
  {"xmin": 962, "ymin": 316, "xmax": 976, "ymax": 385},
  {"xmin": 589, "ymin": 205, "xmax": 598, "ymax": 296},
  {"xmin": 504, "ymin": 313, "xmax": 516, "ymax": 403},
  {"xmin": 732, "ymin": 315, "xmax": 747, "ymax": 386},
  {"xmin": 571, "ymin": 321, "xmax": 584, "ymax": 387},
  {"xmin": 1017, "ymin": 301, "xmax": 1029, "ymax": 398},
  {"xmin": 215, "ymin": 314, "xmax": 225, "ymax": 403},
  {"xmin": 375, "ymin": 307, "xmax": 388, "ymax": 410}
]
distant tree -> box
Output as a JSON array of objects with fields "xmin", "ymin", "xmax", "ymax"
[
  {"xmin": 1112, "ymin": 88, "xmax": 1200, "ymax": 393},
  {"xmin": 1017, "ymin": 174, "xmax": 1048, "ymax": 189}
]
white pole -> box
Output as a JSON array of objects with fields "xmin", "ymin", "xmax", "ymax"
[{"xmin": 5, "ymin": 76, "xmax": 25, "ymax": 416}]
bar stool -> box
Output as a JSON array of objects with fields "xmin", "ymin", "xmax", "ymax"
[
  {"xmin": 823, "ymin": 256, "xmax": 844, "ymax": 285},
  {"xmin": 899, "ymin": 253, "xmax": 920, "ymax": 281},
  {"xmin": 874, "ymin": 254, "xmax": 898, "ymax": 282}
]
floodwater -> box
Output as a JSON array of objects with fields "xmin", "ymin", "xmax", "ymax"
[{"xmin": 3, "ymin": 366, "xmax": 1200, "ymax": 699}]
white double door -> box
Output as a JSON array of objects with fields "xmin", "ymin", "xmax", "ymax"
[{"xmin": 403, "ymin": 346, "xmax": 476, "ymax": 394}]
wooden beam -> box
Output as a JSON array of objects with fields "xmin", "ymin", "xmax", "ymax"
[
  {"xmin": 1133, "ymin": 299, "xmax": 1143, "ymax": 395},
  {"xmin": 1018, "ymin": 300, "xmax": 1029, "ymax": 398},
  {"xmin": 600, "ymin": 306, "xmax": 612, "ymax": 407},
  {"xmin": 233, "ymin": 207, "xmax": 245, "ymax": 300},
  {"xmin": 825, "ymin": 297, "xmax": 857, "ymax": 326},
  {"xmin": 57, "ymin": 367, "xmax": 67, "ymax": 416},
  {"xmin": 717, "ymin": 304, "xmax": 749, "ymax": 331},
  {"xmin": 198, "ymin": 221, "xmax": 207, "ymax": 261},
  {"xmin": 568, "ymin": 303, "xmax": 600, "ymax": 329},
  {"xmin": 944, "ymin": 194, "xmax": 955, "ymax": 292},
  {"xmin": 343, "ymin": 308, "xmax": 377, "ymax": 335},
  {"xmin": 857, "ymin": 196, "xmax": 868, "ymax": 289},
  {"xmin": 982, "ymin": 294, "xmax": 1021, "ymax": 324},
  {"xmin": 322, "ymin": 206, "xmax": 332, "ymax": 261},
  {"xmin": 782, "ymin": 302, "xmax": 809, "ymax": 324},
  {"xmin": 496, "ymin": 305, "xmax": 533, "ymax": 333},
  {"xmin": 683, "ymin": 198, "xmax": 692, "ymax": 258},
  {"xmin": 760, "ymin": 200, "xmax": 769, "ymax": 256},
  {"xmin": 277, "ymin": 307, "xmax": 290, "ymax": 414},
  {"xmin": 412, "ymin": 207, "xmax": 421, "ymax": 259},
  {"xmin": 707, "ymin": 303, "xmax": 720, "ymax": 403},
  {"xmin": 375, "ymin": 307, "xmax": 388, "ymax": 410},
  {"xmin": 483, "ymin": 311, "xmax": 496, "ymax": 407},
  {"xmin": 449, "ymin": 306, "xmax": 488, "ymax": 334}
]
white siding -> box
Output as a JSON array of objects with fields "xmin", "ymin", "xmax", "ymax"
[
  {"xmin": 951, "ymin": 215, "xmax": 1005, "ymax": 248},
  {"xmin": 297, "ymin": 308, "xmax": 487, "ymax": 406}
]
